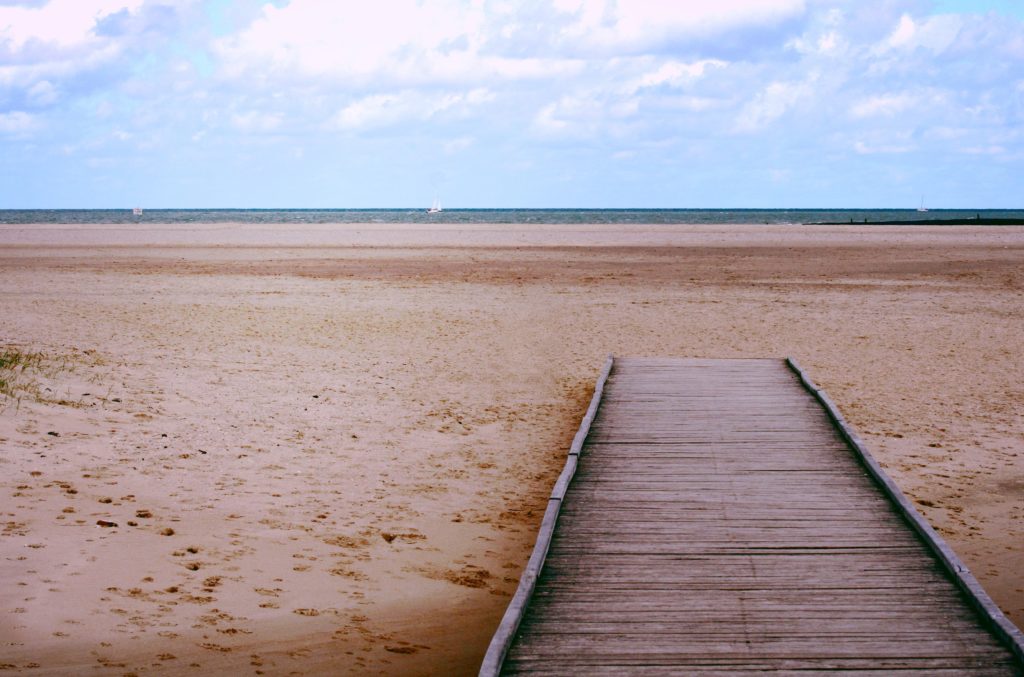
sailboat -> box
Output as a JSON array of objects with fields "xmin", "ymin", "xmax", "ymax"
[
  {"xmin": 427, "ymin": 197, "xmax": 442, "ymax": 214},
  {"xmin": 132, "ymin": 207, "xmax": 143, "ymax": 216},
  {"xmin": 917, "ymin": 196, "xmax": 928, "ymax": 213}
]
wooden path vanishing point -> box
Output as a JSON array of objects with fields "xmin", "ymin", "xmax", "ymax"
[{"xmin": 482, "ymin": 357, "xmax": 1024, "ymax": 675}]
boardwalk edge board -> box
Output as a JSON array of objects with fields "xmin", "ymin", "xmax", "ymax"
[
  {"xmin": 479, "ymin": 356, "xmax": 615, "ymax": 677},
  {"xmin": 786, "ymin": 357, "xmax": 1024, "ymax": 664},
  {"xmin": 482, "ymin": 356, "xmax": 1023, "ymax": 674}
]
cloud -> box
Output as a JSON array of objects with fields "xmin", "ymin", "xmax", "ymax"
[
  {"xmin": 959, "ymin": 144, "xmax": 1006, "ymax": 155},
  {"xmin": 787, "ymin": 27, "xmax": 846, "ymax": 57},
  {"xmin": 0, "ymin": 0, "xmax": 144, "ymax": 50},
  {"xmin": 850, "ymin": 93, "xmax": 916, "ymax": 118},
  {"xmin": 230, "ymin": 111, "xmax": 282, "ymax": 133},
  {"xmin": 0, "ymin": 0, "xmax": 157, "ymax": 93},
  {"xmin": 630, "ymin": 59, "xmax": 727, "ymax": 92},
  {"xmin": 853, "ymin": 139, "xmax": 914, "ymax": 154},
  {"xmin": 328, "ymin": 88, "xmax": 495, "ymax": 131},
  {"xmin": 26, "ymin": 78, "xmax": 56, "ymax": 104},
  {"xmin": 3, "ymin": 0, "xmax": 1024, "ymax": 208},
  {"xmin": 443, "ymin": 136, "xmax": 473, "ymax": 154},
  {"xmin": 330, "ymin": 94, "xmax": 403, "ymax": 130},
  {"xmin": 554, "ymin": 0, "xmax": 807, "ymax": 49},
  {"xmin": 526, "ymin": 54, "xmax": 730, "ymax": 141},
  {"xmin": 215, "ymin": 1, "xmax": 798, "ymax": 92},
  {"xmin": 532, "ymin": 90, "xmax": 641, "ymax": 138},
  {"xmin": 213, "ymin": 1, "xmax": 584, "ymax": 88},
  {"xmin": 882, "ymin": 13, "xmax": 962, "ymax": 53},
  {"xmin": 0, "ymin": 109, "xmax": 37, "ymax": 133},
  {"xmin": 734, "ymin": 78, "xmax": 815, "ymax": 132}
]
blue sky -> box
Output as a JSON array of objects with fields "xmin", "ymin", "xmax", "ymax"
[{"xmin": 1, "ymin": 0, "xmax": 1022, "ymax": 208}]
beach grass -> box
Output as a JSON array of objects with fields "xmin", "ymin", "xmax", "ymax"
[
  {"xmin": 0, "ymin": 346, "xmax": 46, "ymax": 399},
  {"xmin": 0, "ymin": 346, "xmax": 87, "ymax": 408}
]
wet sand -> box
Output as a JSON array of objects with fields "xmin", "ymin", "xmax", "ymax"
[{"xmin": 1, "ymin": 223, "xmax": 1022, "ymax": 675}]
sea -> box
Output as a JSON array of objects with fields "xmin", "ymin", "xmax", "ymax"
[{"xmin": 1, "ymin": 208, "xmax": 1023, "ymax": 225}]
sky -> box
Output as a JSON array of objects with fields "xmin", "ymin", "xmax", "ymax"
[{"xmin": 1, "ymin": 0, "xmax": 1022, "ymax": 208}]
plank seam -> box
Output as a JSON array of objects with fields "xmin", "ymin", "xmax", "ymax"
[
  {"xmin": 479, "ymin": 355, "xmax": 614, "ymax": 677},
  {"xmin": 786, "ymin": 356, "xmax": 1024, "ymax": 666}
]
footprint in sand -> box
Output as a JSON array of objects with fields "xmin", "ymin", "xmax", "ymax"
[
  {"xmin": 380, "ymin": 531, "xmax": 426, "ymax": 544},
  {"xmin": 253, "ymin": 587, "xmax": 280, "ymax": 596},
  {"xmin": 385, "ymin": 645, "xmax": 417, "ymax": 654}
]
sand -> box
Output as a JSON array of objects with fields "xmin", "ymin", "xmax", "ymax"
[{"xmin": 1, "ymin": 223, "xmax": 1022, "ymax": 675}]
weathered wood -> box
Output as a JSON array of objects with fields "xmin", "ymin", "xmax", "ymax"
[
  {"xmin": 482, "ymin": 357, "xmax": 1023, "ymax": 676},
  {"xmin": 786, "ymin": 357, "xmax": 1024, "ymax": 665},
  {"xmin": 478, "ymin": 356, "xmax": 613, "ymax": 676}
]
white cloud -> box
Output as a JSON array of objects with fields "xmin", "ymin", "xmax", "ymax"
[
  {"xmin": 533, "ymin": 101, "xmax": 569, "ymax": 135},
  {"xmin": 443, "ymin": 136, "xmax": 474, "ymax": 154},
  {"xmin": 788, "ymin": 29, "xmax": 844, "ymax": 56},
  {"xmin": 853, "ymin": 140, "xmax": 914, "ymax": 154},
  {"xmin": 231, "ymin": 111, "xmax": 282, "ymax": 133},
  {"xmin": 330, "ymin": 94, "xmax": 402, "ymax": 130},
  {"xmin": 630, "ymin": 59, "xmax": 727, "ymax": 92},
  {"xmin": 888, "ymin": 14, "xmax": 916, "ymax": 48},
  {"xmin": 329, "ymin": 88, "xmax": 495, "ymax": 131},
  {"xmin": 214, "ymin": 1, "xmax": 583, "ymax": 87},
  {"xmin": 851, "ymin": 93, "xmax": 916, "ymax": 118},
  {"xmin": 0, "ymin": 110, "xmax": 38, "ymax": 133},
  {"xmin": 735, "ymin": 79, "xmax": 814, "ymax": 132},
  {"xmin": 94, "ymin": 99, "xmax": 113, "ymax": 118},
  {"xmin": 817, "ymin": 31, "xmax": 839, "ymax": 53},
  {"xmin": 5, "ymin": 0, "xmax": 1024, "ymax": 208},
  {"xmin": 926, "ymin": 126, "xmax": 969, "ymax": 140},
  {"xmin": 215, "ymin": 1, "xmax": 467, "ymax": 80},
  {"xmin": 0, "ymin": 0, "xmax": 144, "ymax": 50},
  {"xmin": 26, "ymin": 79, "xmax": 57, "ymax": 105},
  {"xmin": 960, "ymin": 145, "xmax": 1006, "ymax": 155},
  {"xmin": 663, "ymin": 95, "xmax": 723, "ymax": 112},
  {"xmin": 532, "ymin": 90, "xmax": 640, "ymax": 137},
  {"xmin": 0, "ymin": 42, "xmax": 121, "ymax": 87},
  {"xmin": 215, "ymin": 1, "xmax": 802, "ymax": 91},
  {"xmin": 883, "ymin": 13, "xmax": 962, "ymax": 53},
  {"xmin": 526, "ymin": 54, "xmax": 729, "ymax": 140},
  {"xmin": 0, "ymin": 0, "xmax": 160, "ymax": 91},
  {"xmin": 556, "ymin": 0, "xmax": 807, "ymax": 48}
]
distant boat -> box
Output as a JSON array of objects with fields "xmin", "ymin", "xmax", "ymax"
[
  {"xmin": 132, "ymin": 207, "xmax": 143, "ymax": 216},
  {"xmin": 427, "ymin": 197, "xmax": 442, "ymax": 214},
  {"xmin": 917, "ymin": 196, "xmax": 928, "ymax": 213}
]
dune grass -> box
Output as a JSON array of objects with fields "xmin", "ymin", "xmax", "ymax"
[
  {"xmin": 0, "ymin": 346, "xmax": 87, "ymax": 409},
  {"xmin": 0, "ymin": 347, "xmax": 47, "ymax": 400}
]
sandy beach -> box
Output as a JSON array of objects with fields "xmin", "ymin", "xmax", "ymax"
[{"xmin": 1, "ymin": 223, "xmax": 1022, "ymax": 675}]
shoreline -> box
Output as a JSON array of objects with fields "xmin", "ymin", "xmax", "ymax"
[{"xmin": 810, "ymin": 217, "xmax": 1024, "ymax": 226}]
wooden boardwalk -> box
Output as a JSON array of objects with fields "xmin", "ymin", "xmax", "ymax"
[{"xmin": 483, "ymin": 357, "xmax": 1024, "ymax": 675}]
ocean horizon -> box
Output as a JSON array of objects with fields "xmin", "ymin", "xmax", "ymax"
[{"xmin": 3, "ymin": 208, "xmax": 1024, "ymax": 226}]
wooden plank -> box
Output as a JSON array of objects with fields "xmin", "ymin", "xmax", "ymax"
[
  {"xmin": 478, "ymin": 356, "xmax": 613, "ymax": 675},
  {"xmin": 482, "ymin": 357, "xmax": 1024, "ymax": 676},
  {"xmin": 786, "ymin": 357, "xmax": 1024, "ymax": 665}
]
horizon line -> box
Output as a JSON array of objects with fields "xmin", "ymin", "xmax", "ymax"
[{"xmin": 2, "ymin": 207, "xmax": 1021, "ymax": 212}]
